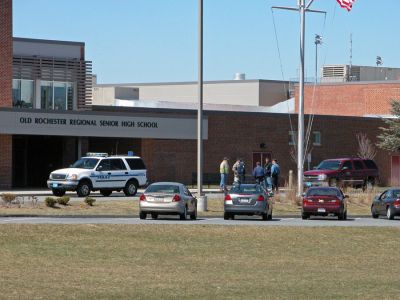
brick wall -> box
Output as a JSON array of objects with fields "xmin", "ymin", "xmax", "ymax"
[
  {"xmin": 141, "ymin": 112, "xmax": 392, "ymax": 186},
  {"xmin": 0, "ymin": 0, "xmax": 12, "ymax": 189},
  {"xmin": 0, "ymin": 135, "xmax": 12, "ymax": 189},
  {"xmin": 295, "ymin": 82, "xmax": 400, "ymax": 117}
]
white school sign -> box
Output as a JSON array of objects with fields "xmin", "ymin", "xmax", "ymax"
[{"xmin": 0, "ymin": 109, "xmax": 208, "ymax": 140}]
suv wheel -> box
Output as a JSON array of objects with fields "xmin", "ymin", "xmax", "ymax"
[
  {"xmin": 77, "ymin": 180, "xmax": 91, "ymax": 197},
  {"xmin": 124, "ymin": 180, "xmax": 138, "ymax": 196},
  {"xmin": 301, "ymin": 212, "xmax": 309, "ymax": 220},
  {"xmin": 100, "ymin": 190, "xmax": 112, "ymax": 197},
  {"xmin": 329, "ymin": 178, "xmax": 339, "ymax": 187},
  {"xmin": 52, "ymin": 189, "xmax": 66, "ymax": 197}
]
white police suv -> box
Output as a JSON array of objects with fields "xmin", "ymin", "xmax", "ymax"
[{"xmin": 47, "ymin": 153, "xmax": 148, "ymax": 197}]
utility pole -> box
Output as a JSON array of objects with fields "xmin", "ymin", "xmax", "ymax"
[
  {"xmin": 197, "ymin": 0, "xmax": 204, "ymax": 200},
  {"xmin": 272, "ymin": 0, "xmax": 326, "ymax": 196}
]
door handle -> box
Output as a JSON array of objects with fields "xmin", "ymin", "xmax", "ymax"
[
  {"xmin": 107, "ymin": 172, "xmax": 111, "ymax": 175},
  {"xmin": 125, "ymin": 172, "xmax": 129, "ymax": 175}
]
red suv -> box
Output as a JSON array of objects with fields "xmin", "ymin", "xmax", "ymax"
[{"xmin": 303, "ymin": 158, "xmax": 379, "ymax": 189}]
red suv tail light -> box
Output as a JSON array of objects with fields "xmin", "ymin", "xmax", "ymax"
[
  {"xmin": 257, "ymin": 195, "xmax": 265, "ymax": 202},
  {"xmin": 331, "ymin": 199, "xmax": 341, "ymax": 205},
  {"xmin": 172, "ymin": 194, "xmax": 181, "ymax": 202},
  {"xmin": 303, "ymin": 198, "xmax": 312, "ymax": 204},
  {"xmin": 139, "ymin": 194, "xmax": 146, "ymax": 201},
  {"xmin": 394, "ymin": 199, "xmax": 400, "ymax": 207},
  {"xmin": 224, "ymin": 194, "xmax": 232, "ymax": 201}
]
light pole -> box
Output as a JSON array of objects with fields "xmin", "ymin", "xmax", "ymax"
[{"xmin": 314, "ymin": 34, "xmax": 322, "ymax": 83}]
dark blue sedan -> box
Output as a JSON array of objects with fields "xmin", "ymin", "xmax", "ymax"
[{"xmin": 371, "ymin": 189, "xmax": 400, "ymax": 220}]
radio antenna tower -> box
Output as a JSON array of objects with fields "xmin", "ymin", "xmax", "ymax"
[{"xmin": 349, "ymin": 33, "xmax": 353, "ymax": 81}]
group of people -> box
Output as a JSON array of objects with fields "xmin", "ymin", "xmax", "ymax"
[{"xmin": 219, "ymin": 157, "xmax": 280, "ymax": 192}]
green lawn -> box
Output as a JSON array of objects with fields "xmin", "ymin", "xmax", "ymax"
[{"xmin": 0, "ymin": 225, "xmax": 399, "ymax": 299}]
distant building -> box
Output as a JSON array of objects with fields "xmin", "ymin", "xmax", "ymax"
[{"xmin": 93, "ymin": 79, "xmax": 290, "ymax": 108}]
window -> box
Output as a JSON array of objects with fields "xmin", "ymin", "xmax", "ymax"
[
  {"xmin": 316, "ymin": 160, "xmax": 340, "ymax": 170},
  {"xmin": 341, "ymin": 161, "xmax": 353, "ymax": 170},
  {"xmin": 354, "ymin": 160, "xmax": 364, "ymax": 170},
  {"xmin": 364, "ymin": 160, "xmax": 378, "ymax": 169},
  {"xmin": 12, "ymin": 79, "xmax": 34, "ymax": 108},
  {"xmin": 125, "ymin": 158, "xmax": 146, "ymax": 170},
  {"xmin": 145, "ymin": 184, "xmax": 180, "ymax": 194},
  {"xmin": 71, "ymin": 158, "xmax": 99, "ymax": 169},
  {"xmin": 97, "ymin": 159, "xmax": 111, "ymax": 171},
  {"xmin": 110, "ymin": 159, "xmax": 127, "ymax": 170},
  {"xmin": 313, "ymin": 131, "xmax": 321, "ymax": 146},
  {"xmin": 40, "ymin": 81, "xmax": 74, "ymax": 110},
  {"xmin": 289, "ymin": 131, "xmax": 296, "ymax": 145}
]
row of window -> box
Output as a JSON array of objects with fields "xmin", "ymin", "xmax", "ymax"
[
  {"xmin": 12, "ymin": 79, "xmax": 74, "ymax": 110},
  {"xmin": 289, "ymin": 131, "xmax": 321, "ymax": 146}
]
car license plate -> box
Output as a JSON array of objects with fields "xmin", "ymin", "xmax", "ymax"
[
  {"xmin": 239, "ymin": 198, "xmax": 250, "ymax": 203},
  {"xmin": 318, "ymin": 208, "xmax": 326, "ymax": 213},
  {"xmin": 52, "ymin": 183, "xmax": 58, "ymax": 188}
]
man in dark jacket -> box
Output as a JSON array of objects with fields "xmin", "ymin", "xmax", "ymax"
[{"xmin": 252, "ymin": 162, "xmax": 265, "ymax": 185}]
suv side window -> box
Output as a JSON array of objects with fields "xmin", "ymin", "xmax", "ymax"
[
  {"xmin": 341, "ymin": 161, "xmax": 353, "ymax": 170},
  {"xmin": 125, "ymin": 158, "xmax": 146, "ymax": 170},
  {"xmin": 97, "ymin": 159, "xmax": 111, "ymax": 171},
  {"xmin": 354, "ymin": 160, "xmax": 364, "ymax": 170},
  {"xmin": 110, "ymin": 159, "xmax": 127, "ymax": 171},
  {"xmin": 364, "ymin": 160, "xmax": 378, "ymax": 169}
]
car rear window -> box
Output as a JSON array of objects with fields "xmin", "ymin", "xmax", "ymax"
[
  {"xmin": 392, "ymin": 190, "xmax": 400, "ymax": 198},
  {"xmin": 146, "ymin": 185, "xmax": 180, "ymax": 194},
  {"xmin": 125, "ymin": 158, "xmax": 146, "ymax": 170},
  {"xmin": 230, "ymin": 185, "xmax": 262, "ymax": 194},
  {"xmin": 307, "ymin": 188, "xmax": 340, "ymax": 197},
  {"xmin": 364, "ymin": 160, "xmax": 378, "ymax": 169}
]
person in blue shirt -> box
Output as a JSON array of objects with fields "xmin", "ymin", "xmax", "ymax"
[
  {"xmin": 271, "ymin": 159, "xmax": 280, "ymax": 192},
  {"xmin": 252, "ymin": 162, "xmax": 265, "ymax": 185}
]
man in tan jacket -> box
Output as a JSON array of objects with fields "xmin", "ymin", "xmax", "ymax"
[{"xmin": 219, "ymin": 157, "xmax": 229, "ymax": 191}]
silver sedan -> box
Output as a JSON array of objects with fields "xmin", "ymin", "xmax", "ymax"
[
  {"xmin": 139, "ymin": 182, "xmax": 197, "ymax": 220},
  {"xmin": 224, "ymin": 184, "xmax": 273, "ymax": 220}
]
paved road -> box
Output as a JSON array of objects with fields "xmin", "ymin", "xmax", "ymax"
[{"xmin": 1, "ymin": 216, "xmax": 400, "ymax": 227}]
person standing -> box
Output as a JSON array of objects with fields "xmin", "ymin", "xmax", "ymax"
[
  {"xmin": 237, "ymin": 159, "xmax": 246, "ymax": 184},
  {"xmin": 264, "ymin": 158, "xmax": 272, "ymax": 189},
  {"xmin": 271, "ymin": 159, "xmax": 280, "ymax": 192},
  {"xmin": 219, "ymin": 157, "xmax": 230, "ymax": 192},
  {"xmin": 232, "ymin": 159, "xmax": 240, "ymax": 184},
  {"xmin": 252, "ymin": 162, "xmax": 265, "ymax": 185}
]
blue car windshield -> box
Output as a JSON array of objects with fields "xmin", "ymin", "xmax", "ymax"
[
  {"xmin": 307, "ymin": 188, "xmax": 340, "ymax": 197},
  {"xmin": 71, "ymin": 158, "xmax": 99, "ymax": 169},
  {"xmin": 316, "ymin": 160, "xmax": 341, "ymax": 171}
]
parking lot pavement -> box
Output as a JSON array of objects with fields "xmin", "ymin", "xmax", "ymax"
[{"xmin": 1, "ymin": 216, "xmax": 400, "ymax": 227}]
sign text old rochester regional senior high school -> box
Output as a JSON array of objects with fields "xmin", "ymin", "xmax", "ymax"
[{"xmin": 0, "ymin": 109, "xmax": 208, "ymax": 140}]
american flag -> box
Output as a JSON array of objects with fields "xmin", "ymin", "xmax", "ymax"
[{"xmin": 336, "ymin": 0, "xmax": 356, "ymax": 11}]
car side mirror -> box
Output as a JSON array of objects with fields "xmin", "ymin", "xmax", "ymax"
[{"xmin": 96, "ymin": 165, "xmax": 103, "ymax": 171}]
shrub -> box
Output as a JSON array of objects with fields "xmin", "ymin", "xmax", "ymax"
[
  {"xmin": 84, "ymin": 197, "xmax": 96, "ymax": 206},
  {"xmin": 1, "ymin": 193, "xmax": 16, "ymax": 204},
  {"xmin": 45, "ymin": 197, "xmax": 57, "ymax": 208},
  {"xmin": 57, "ymin": 196, "xmax": 70, "ymax": 206}
]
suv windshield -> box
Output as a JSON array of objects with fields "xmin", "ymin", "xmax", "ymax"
[
  {"xmin": 316, "ymin": 160, "xmax": 341, "ymax": 171},
  {"xmin": 71, "ymin": 158, "xmax": 99, "ymax": 169}
]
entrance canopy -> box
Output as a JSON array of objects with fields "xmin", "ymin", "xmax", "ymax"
[{"xmin": 0, "ymin": 108, "xmax": 208, "ymax": 139}]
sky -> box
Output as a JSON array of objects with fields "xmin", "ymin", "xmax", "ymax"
[{"xmin": 12, "ymin": 0, "xmax": 400, "ymax": 84}]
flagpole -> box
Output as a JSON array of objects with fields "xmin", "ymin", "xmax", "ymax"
[{"xmin": 272, "ymin": 0, "xmax": 326, "ymax": 196}]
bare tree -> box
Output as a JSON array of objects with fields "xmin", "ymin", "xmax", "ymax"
[{"xmin": 357, "ymin": 133, "xmax": 377, "ymax": 159}]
